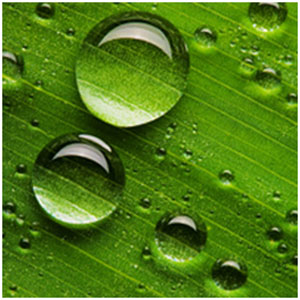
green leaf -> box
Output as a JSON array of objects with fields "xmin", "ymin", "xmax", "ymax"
[{"xmin": 3, "ymin": 2, "xmax": 297, "ymax": 297}]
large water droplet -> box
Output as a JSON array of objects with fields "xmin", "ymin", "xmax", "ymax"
[
  {"xmin": 212, "ymin": 259, "xmax": 247, "ymax": 290},
  {"xmin": 154, "ymin": 213, "xmax": 207, "ymax": 262},
  {"xmin": 194, "ymin": 26, "xmax": 217, "ymax": 47},
  {"xmin": 249, "ymin": 3, "xmax": 287, "ymax": 32},
  {"xmin": 36, "ymin": 3, "xmax": 55, "ymax": 19},
  {"xmin": 32, "ymin": 133, "xmax": 125, "ymax": 229},
  {"xmin": 255, "ymin": 68, "xmax": 281, "ymax": 90},
  {"xmin": 76, "ymin": 12, "xmax": 189, "ymax": 127}
]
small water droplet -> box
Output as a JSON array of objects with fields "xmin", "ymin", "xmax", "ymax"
[
  {"xmin": 16, "ymin": 163, "xmax": 26, "ymax": 174},
  {"xmin": 255, "ymin": 68, "xmax": 281, "ymax": 90},
  {"xmin": 273, "ymin": 190, "xmax": 281, "ymax": 201},
  {"xmin": 286, "ymin": 209, "xmax": 297, "ymax": 225},
  {"xmin": 140, "ymin": 197, "xmax": 151, "ymax": 209},
  {"xmin": 76, "ymin": 12, "xmax": 189, "ymax": 127},
  {"xmin": 3, "ymin": 51, "xmax": 23, "ymax": 86},
  {"xmin": 277, "ymin": 243, "xmax": 288, "ymax": 254},
  {"xmin": 137, "ymin": 283, "xmax": 146, "ymax": 293},
  {"xmin": 155, "ymin": 147, "xmax": 167, "ymax": 160},
  {"xmin": 36, "ymin": 3, "xmax": 55, "ymax": 19},
  {"xmin": 142, "ymin": 246, "xmax": 151, "ymax": 260},
  {"xmin": 3, "ymin": 202, "xmax": 16, "ymax": 215},
  {"xmin": 292, "ymin": 255, "xmax": 297, "ymax": 265},
  {"xmin": 267, "ymin": 226, "xmax": 283, "ymax": 241},
  {"xmin": 31, "ymin": 119, "xmax": 40, "ymax": 127},
  {"xmin": 240, "ymin": 57, "xmax": 255, "ymax": 76},
  {"xmin": 9, "ymin": 284, "xmax": 17, "ymax": 291},
  {"xmin": 212, "ymin": 259, "xmax": 247, "ymax": 290},
  {"xmin": 287, "ymin": 93, "xmax": 297, "ymax": 106},
  {"xmin": 194, "ymin": 26, "xmax": 217, "ymax": 47},
  {"xmin": 249, "ymin": 3, "xmax": 287, "ymax": 32},
  {"xmin": 32, "ymin": 133, "xmax": 125, "ymax": 229},
  {"xmin": 219, "ymin": 170, "xmax": 234, "ymax": 184},
  {"xmin": 283, "ymin": 54, "xmax": 293, "ymax": 66},
  {"xmin": 66, "ymin": 28, "xmax": 75, "ymax": 36},
  {"xmin": 35, "ymin": 80, "xmax": 43, "ymax": 87},
  {"xmin": 19, "ymin": 237, "xmax": 30, "ymax": 249},
  {"xmin": 183, "ymin": 149, "xmax": 193, "ymax": 159},
  {"xmin": 154, "ymin": 213, "xmax": 207, "ymax": 262}
]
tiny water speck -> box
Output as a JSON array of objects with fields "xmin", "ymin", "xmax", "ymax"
[
  {"xmin": 212, "ymin": 259, "xmax": 247, "ymax": 290},
  {"xmin": 140, "ymin": 197, "xmax": 151, "ymax": 209},
  {"xmin": 277, "ymin": 243, "xmax": 288, "ymax": 254}
]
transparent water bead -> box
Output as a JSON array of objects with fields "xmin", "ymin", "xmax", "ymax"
[
  {"xmin": 212, "ymin": 259, "xmax": 247, "ymax": 290},
  {"xmin": 154, "ymin": 213, "xmax": 207, "ymax": 262},
  {"xmin": 249, "ymin": 3, "xmax": 287, "ymax": 32},
  {"xmin": 76, "ymin": 12, "xmax": 189, "ymax": 127},
  {"xmin": 32, "ymin": 133, "xmax": 125, "ymax": 229},
  {"xmin": 3, "ymin": 51, "xmax": 23, "ymax": 87}
]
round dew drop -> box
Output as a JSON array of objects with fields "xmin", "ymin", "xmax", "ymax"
[
  {"xmin": 32, "ymin": 133, "xmax": 125, "ymax": 229},
  {"xmin": 154, "ymin": 213, "xmax": 207, "ymax": 262},
  {"xmin": 194, "ymin": 26, "xmax": 217, "ymax": 47},
  {"xmin": 255, "ymin": 68, "xmax": 281, "ymax": 90},
  {"xmin": 212, "ymin": 259, "xmax": 247, "ymax": 290},
  {"xmin": 36, "ymin": 3, "xmax": 55, "ymax": 19},
  {"xmin": 76, "ymin": 12, "xmax": 189, "ymax": 127},
  {"xmin": 249, "ymin": 3, "xmax": 287, "ymax": 32}
]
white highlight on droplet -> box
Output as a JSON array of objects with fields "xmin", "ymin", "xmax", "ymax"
[
  {"xmin": 168, "ymin": 215, "xmax": 197, "ymax": 231},
  {"xmin": 53, "ymin": 143, "xmax": 109, "ymax": 173},
  {"xmin": 98, "ymin": 22, "xmax": 172, "ymax": 58}
]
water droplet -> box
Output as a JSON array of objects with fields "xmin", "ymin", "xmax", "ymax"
[
  {"xmin": 31, "ymin": 119, "xmax": 40, "ymax": 127},
  {"xmin": 3, "ymin": 51, "xmax": 23, "ymax": 86},
  {"xmin": 277, "ymin": 243, "xmax": 288, "ymax": 254},
  {"xmin": 32, "ymin": 133, "xmax": 125, "ymax": 229},
  {"xmin": 76, "ymin": 12, "xmax": 189, "ymax": 127},
  {"xmin": 35, "ymin": 80, "xmax": 43, "ymax": 87},
  {"xmin": 255, "ymin": 68, "xmax": 281, "ymax": 90},
  {"xmin": 155, "ymin": 147, "xmax": 167, "ymax": 160},
  {"xmin": 212, "ymin": 259, "xmax": 247, "ymax": 290},
  {"xmin": 142, "ymin": 246, "xmax": 151, "ymax": 260},
  {"xmin": 267, "ymin": 226, "xmax": 283, "ymax": 241},
  {"xmin": 249, "ymin": 3, "xmax": 287, "ymax": 32},
  {"xmin": 292, "ymin": 255, "xmax": 297, "ymax": 265},
  {"xmin": 66, "ymin": 28, "xmax": 75, "ymax": 36},
  {"xmin": 219, "ymin": 170, "xmax": 234, "ymax": 184},
  {"xmin": 140, "ymin": 197, "xmax": 151, "ymax": 209},
  {"xmin": 3, "ymin": 202, "xmax": 16, "ymax": 215},
  {"xmin": 194, "ymin": 26, "xmax": 217, "ymax": 47},
  {"xmin": 183, "ymin": 149, "xmax": 193, "ymax": 159},
  {"xmin": 286, "ymin": 209, "xmax": 297, "ymax": 225},
  {"xmin": 19, "ymin": 237, "xmax": 30, "ymax": 249},
  {"xmin": 154, "ymin": 213, "xmax": 207, "ymax": 262},
  {"xmin": 29, "ymin": 221, "xmax": 40, "ymax": 237},
  {"xmin": 136, "ymin": 283, "xmax": 146, "ymax": 293},
  {"xmin": 287, "ymin": 93, "xmax": 297, "ymax": 105},
  {"xmin": 36, "ymin": 3, "xmax": 55, "ymax": 19},
  {"xmin": 273, "ymin": 190, "xmax": 281, "ymax": 200},
  {"xmin": 9, "ymin": 284, "xmax": 17, "ymax": 291},
  {"xmin": 240, "ymin": 57, "xmax": 255, "ymax": 77},
  {"xmin": 16, "ymin": 164, "xmax": 26, "ymax": 174}
]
